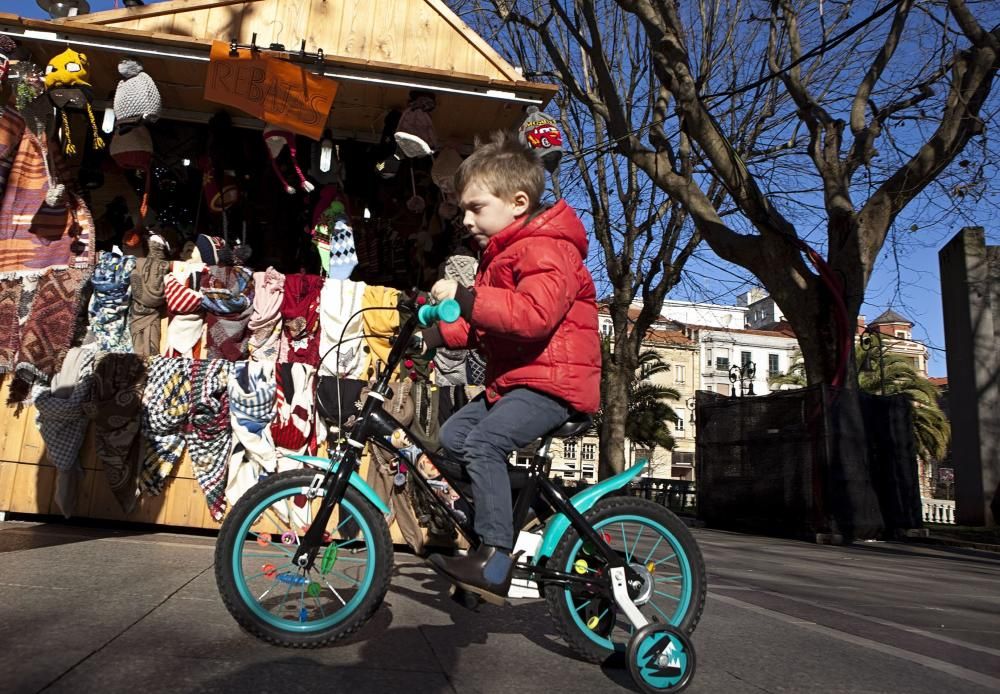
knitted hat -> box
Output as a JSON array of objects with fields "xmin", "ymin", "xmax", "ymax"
[
  {"xmin": 113, "ymin": 58, "xmax": 161, "ymax": 126},
  {"xmin": 110, "ymin": 124, "xmax": 154, "ymax": 220},
  {"xmin": 518, "ymin": 105, "xmax": 563, "ymax": 173},
  {"xmin": 0, "ymin": 36, "xmax": 15, "ymax": 83},
  {"xmin": 431, "ymin": 148, "xmax": 462, "ymax": 194},
  {"xmin": 195, "ymin": 234, "xmax": 226, "ymax": 266},
  {"xmin": 44, "ymin": 48, "xmax": 105, "ymax": 154},
  {"xmin": 263, "ymin": 124, "xmax": 315, "ymax": 194},
  {"xmin": 394, "ymin": 92, "xmax": 438, "ymax": 159}
]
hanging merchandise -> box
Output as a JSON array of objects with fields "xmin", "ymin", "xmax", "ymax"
[
  {"xmin": 129, "ymin": 233, "xmax": 170, "ymax": 357},
  {"xmin": 0, "ymin": 99, "xmax": 26, "ymax": 203},
  {"xmin": 431, "ymin": 147, "xmax": 463, "ymax": 220},
  {"xmin": 0, "ymin": 35, "xmax": 15, "ymax": 84},
  {"xmin": 111, "ymin": 58, "xmax": 162, "ymax": 130},
  {"xmin": 263, "ymin": 124, "xmax": 314, "ymax": 194},
  {"xmin": 185, "ymin": 358, "xmax": 235, "ymax": 521},
  {"xmin": 309, "ymin": 131, "xmax": 344, "ymax": 186},
  {"xmin": 518, "ymin": 105, "xmax": 564, "ymax": 173},
  {"xmin": 394, "ymin": 91, "xmax": 437, "ymax": 159},
  {"xmin": 32, "ymin": 344, "xmax": 98, "ymax": 518},
  {"xmin": 89, "ymin": 249, "xmax": 138, "ymax": 353},
  {"xmin": 318, "ymin": 277, "xmax": 366, "ymax": 378},
  {"xmin": 310, "ymin": 185, "xmax": 356, "ymax": 278},
  {"xmin": 140, "ymin": 356, "xmax": 193, "ymax": 494},
  {"xmin": 315, "ymin": 375, "xmax": 366, "ymax": 444},
  {"xmin": 279, "ymin": 272, "xmax": 323, "ymax": 366},
  {"xmin": 374, "ymin": 108, "xmax": 402, "ymax": 178},
  {"xmin": 110, "ymin": 123, "xmax": 154, "ymax": 220},
  {"xmin": 247, "ymin": 267, "xmax": 285, "ymax": 362},
  {"xmin": 164, "ymin": 263, "xmax": 206, "ymax": 358},
  {"xmin": 202, "ymin": 264, "xmax": 255, "ymax": 361},
  {"xmin": 406, "ymin": 167, "xmax": 425, "ymax": 214},
  {"xmin": 433, "ymin": 252, "xmax": 479, "ymax": 386},
  {"xmin": 82, "ymin": 353, "xmax": 148, "ymax": 513},
  {"xmin": 361, "ymin": 285, "xmax": 401, "ymax": 379},
  {"xmin": 226, "ymin": 360, "xmax": 278, "ymax": 506},
  {"xmin": 43, "ymin": 48, "xmax": 105, "ymax": 155},
  {"xmin": 0, "ymin": 278, "xmax": 23, "ymax": 373},
  {"xmin": 271, "ymin": 361, "xmax": 317, "ymax": 455}
]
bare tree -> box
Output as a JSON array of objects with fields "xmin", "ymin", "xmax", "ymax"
[
  {"xmin": 456, "ymin": 0, "xmax": 775, "ymax": 476},
  {"xmin": 488, "ymin": 0, "xmax": 998, "ymax": 390}
]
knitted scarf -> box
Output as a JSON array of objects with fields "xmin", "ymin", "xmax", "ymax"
[
  {"xmin": 271, "ymin": 361, "xmax": 316, "ymax": 454},
  {"xmin": 164, "ymin": 264, "xmax": 204, "ymax": 358},
  {"xmin": 226, "ymin": 360, "xmax": 278, "ymax": 505},
  {"xmin": 361, "ymin": 285, "xmax": 400, "ymax": 380},
  {"xmin": 0, "ymin": 278, "xmax": 22, "ymax": 372},
  {"xmin": 248, "ymin": 267, "xmax": 284, "ymax": 362},
  {"xmin": 140, "ymin": 356, "xmax": 193, "ymax": 494},
  {"xmin": 89, "ymin": 250, "xmax": 137, "ymax": 353},
  {"xmin": 82, "ymin": 353, "xmax": 148, "ymax": 513},
  {"xmin": 129, "ymin": 236, "xmax": 170, "ymax": 356},
  {"xmin": 318, "ymin": 277, "xmax": 366, "ymax": 378},
  {"xmin": 13, "ymin": 268, "xmax": 87, "ymax": 390},
  {"xmin": 279, "ymin": 273, "xmax": 323, "ymax": 366},
  {"xmin": 32, "ymin": 344, "xmax": 98, "ymax": 518},
  {"xmin": 185, "ymin": 358, "xmax": 234, "ymax": 521},
  {"xmin": 202, "ymin": 265, "xmax": 254, "ymax": 361}
]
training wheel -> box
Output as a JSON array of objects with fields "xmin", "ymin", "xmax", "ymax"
[{"xmin": 626, "ymin": 623, "xmax": 696, "ymax": 694}]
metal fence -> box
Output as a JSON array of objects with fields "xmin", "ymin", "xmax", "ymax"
[{"xmin": 625, "ymin": 478, "xmax": 697, "ymax": 515}]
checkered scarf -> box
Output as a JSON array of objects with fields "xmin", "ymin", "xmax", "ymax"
[
  {"xmin": 202, "ymin": 265, "xmax": 254, "ymax": 361},
  {"xmin": 226, "ymin": 360, "xmax": 278, "ymax": 505},
  {"xmin": 185, "ymin": 358, "xmax": 234, "ymax": 521},
  {"xmin": 33, "ymin": 345, "xmax": 97, "ymax": 472},
  {"xmin": 89, "ymin": 251, "xmax": 137, "ymax": 353},
  {"xmin": 140, "ymin": 356, "xmax": 193, "ymax": 494},
  {"xmin": 82, "ymin": 353, "xmax": 148, "ymax": 513}
]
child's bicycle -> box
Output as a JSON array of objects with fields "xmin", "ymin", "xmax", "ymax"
[{"xmin": 214, "ymin": 293, "xmax": 706, "ymax": 694}]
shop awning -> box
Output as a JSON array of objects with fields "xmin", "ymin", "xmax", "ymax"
[{"xmin": 0, "ymin": 0, "xmax": 556, "ymax": 142}]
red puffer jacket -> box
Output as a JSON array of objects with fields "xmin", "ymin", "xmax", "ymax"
[{"xmin": 439, "ymin": 199, "xmax": 601, "ymax": 413}]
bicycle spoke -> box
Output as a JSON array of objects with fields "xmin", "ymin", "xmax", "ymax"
[
  {"xmin": 244, "ymin": 561, "xmax": 294, "ymax": 581},
  {"xmin": 574, "ymin": 598, "xmax": 593, "ymax": 614},
  {"xmin": 323, "ymin": 579, "xmax": 348, "ymax": 606},
  {"xmin": 655, "ymin": 575, "xmax": 683, "ymax": 583},
  {"xmin": 329, "ymin": 569, "xmax": 361, "ymax": 586},
  {"xmin": 620, "ymin": 523, "xmax": 630, "ymax": 562},
  {"xmin": 654, "ymin": 590, "xmax": 680, "ymax": 601},
  {"xmin": 642, "ymin": 535, "xmax": 664, "ymax": 564},
  {"xmin": 653, "ymin": 552, "xmax": 677, "ymax": 567},
  {"xmin": 629, "ymin": 526, "xmax": 645, "ymax": 565}
]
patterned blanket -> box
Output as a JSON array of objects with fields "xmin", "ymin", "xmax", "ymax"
[
  {"xmin": 202, "ymin": 265, "xmax": 254, "ymax": 361},
  {"xmin": 89, "ymin": 250, "xmax": 137, "ymax": 353},
  {"xmin": 0, "ymin": 278, "xmax": 21, "ymax": 372}
]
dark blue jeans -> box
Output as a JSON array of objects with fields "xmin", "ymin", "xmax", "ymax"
[{"xmin": 439, "ymin": 388, "xmax": 571, "ymax": 551}]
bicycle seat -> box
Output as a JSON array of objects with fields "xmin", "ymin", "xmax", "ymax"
[{"xmin": 547, "ymin": 412, "xmax": 593, "ymax": 439}]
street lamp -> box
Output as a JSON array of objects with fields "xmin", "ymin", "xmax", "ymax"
[
  {"xmin": 36, "ymin": 0, "xmax": 90, "ymax": 19},
  {"xmin": 686, "ymin": 397, "xmax": 696, "ymax": 424},
  {"xmin": 859, "ymin": 325, "xmax": 886, "ymax": 395},
  {"xmin": 729, "ymin": 360, "xmax": 756, "ymax": 397}
]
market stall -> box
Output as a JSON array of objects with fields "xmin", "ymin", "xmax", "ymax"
[{"xmin": 0, "ymin": 0, "xmax": 557, "ymax": 544}]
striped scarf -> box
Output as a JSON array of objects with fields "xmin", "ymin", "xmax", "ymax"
[
  {"xmin": 226, "ymin": 360, "xmax": 278, "ymax": 505},
  {"xmin": 89, "ymin": 250, "xmax": 137, "ymax": 353},
  {"xmin": 140, "ymin": 356, "xmax": 193, "ymax": 495},
  {"xmin": 185, "ymin": 358, "xmax": 234, "ymax": 521},
  {"xmin": 278, "ymin": 273, "xmax": 323, "ymax": 366},
  {"xmin": 202, "ymin": 265, "xmax": 254, "ymax": 361},
  {"xmin": 248, "ymin": 267, "xmax": 284, "ymax": 362},
  {"xmin": 129, "ymin": 236, "xmax": 170, "ymax": 356},
  {"xmin": 82, "ymin": 353, "xmax": 148, "ymax": 513},
  {"xmin": 164, "ymin": 265, "xmax": 204, "ymax": 358}
]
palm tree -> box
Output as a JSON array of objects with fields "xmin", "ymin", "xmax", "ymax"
[
  {"xmin": 595, "ymin": 349, "xmax": 680, "ymax": 460},
  {"xmin": 769, "ymin": 348, "xmax": 950, "ymax": 462}
]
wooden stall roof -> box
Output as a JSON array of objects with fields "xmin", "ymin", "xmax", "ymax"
[{"xmin": 0, "ymin": 0, "xmax": 556, "ymax": 142}]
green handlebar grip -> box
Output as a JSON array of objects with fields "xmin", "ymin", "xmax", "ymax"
[{"xmin": 418, "ymin": 299, "xmax": 461, "ymax": 326}]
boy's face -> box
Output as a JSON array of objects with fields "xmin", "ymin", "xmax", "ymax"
[{"xmin": 459, "ymin": 182, "xmax": 530, "ymax": 249}]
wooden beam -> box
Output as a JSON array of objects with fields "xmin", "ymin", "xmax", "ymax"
[
  {"xmin": 423, "ymin": 0, "xmax": 523, "ymax": 83},
  {"xmin": 57, "ymin": 0, "xmax": 264, "ymax": 26}
]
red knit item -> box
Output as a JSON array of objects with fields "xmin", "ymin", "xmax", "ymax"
[{"xmin": 279, "ymin": 273, "xmax": 323, "ymax": 366}]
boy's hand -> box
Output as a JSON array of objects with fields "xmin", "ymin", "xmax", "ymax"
[{"xmin": 431, "ymin": 279, "xmax": 458, "ymax": 302}]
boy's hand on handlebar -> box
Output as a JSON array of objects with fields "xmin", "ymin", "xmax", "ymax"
[{"xmin": 431, "ymin": 279, "xmax": 458, "ymax": 302}]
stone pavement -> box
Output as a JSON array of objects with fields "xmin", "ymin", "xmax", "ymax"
[{"xmin": 2, "ymin": 520, "xmax": 999, "ymax": 693}]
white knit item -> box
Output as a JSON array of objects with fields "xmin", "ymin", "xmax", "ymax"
[
  {"xmin": 113, "ymin": 60, "xmax": 161, "ymax": 124},
  {"xmin": 318, "ymin": 278, "xmax": 367, "ymax": 378},
  {"xmin": 226, "ymin": 360, "xmax": 279, "ymax": 506}
]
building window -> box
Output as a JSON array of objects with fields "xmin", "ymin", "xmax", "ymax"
[
  {"xmin": 582, "ymin": 443, "xmax": 596, "ymax": 461},
  {"xmin": 675, "ymin": 417, "xmax": 684, "ymax": 432},
  {"xmin": 706, "ymin": 348, "xmax": 712, "ymax": 367},
  {"xmin": 716, "ymin": 383, "xmax": 730, "ymax": 396},
  {"xmin": 582, "ymin": 463, "xmax": 596, "ymax": 480},
  {"xmin": 562, "ymin": 470, "xmax": 577, "ymax": 480},
  {"xmin": 672, "ymin": 451, "xmax": 694, "ymax": 467},
  {"xmin": 601, "ymin": 321, "xmax": 613, "ymax": 337},
  {"xmin": 563, "ymin": 440, "xmax": 577, "ymax": 460},
  {"xmin": 674, "ymin": 364, "xmax": 685, "ymax": 384},
  {"xmin": 716, "ymin": 356, "xmax": 729, "ymax": 371},
  {"xmin": 741, "ymin": 351, "xmax": 752, "ymax": 367},
  {"xmin": 768, "ymin": 353, "xmax": 780, "ymax": 375},
  {"xmin": 515, "ymin": 455, "xmax": 532, "ymax": 467}
]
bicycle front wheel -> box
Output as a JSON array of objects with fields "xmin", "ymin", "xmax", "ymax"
[{"xmin": 214, "ymin": 469, "xmax": 393, "ymax": 647}]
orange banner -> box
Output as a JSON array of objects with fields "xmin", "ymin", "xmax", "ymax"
[{"xmin": 204, "ymin": 41, "xmax": 337, "ymax": 140}]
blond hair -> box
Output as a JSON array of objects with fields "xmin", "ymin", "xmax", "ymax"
[{"xmin": 454, "ymin": 130, "xmax": 545, "ymax": 212}]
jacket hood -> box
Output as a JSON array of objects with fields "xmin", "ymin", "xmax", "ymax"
[{"xmin": 482, "ymin": 199, "xmax": 588, "ymax": 265}]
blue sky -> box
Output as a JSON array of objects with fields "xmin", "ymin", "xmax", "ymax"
[{"xmin": 8, "ymin": 0, "xmax": 997, "ymax": 376}]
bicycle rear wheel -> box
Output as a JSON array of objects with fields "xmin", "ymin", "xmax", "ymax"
[{"xmin": 215, "ymin": 470, "xmax": 393, "ymax": 647}]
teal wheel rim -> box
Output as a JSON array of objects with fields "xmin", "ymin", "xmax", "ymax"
[
  {"xmin": 563, "ymin": 515, "xmax": 694, "ymax": 652},
  {"xmin": 232, "ymin": 486, "xmax": 376, "ymax": 633},
  {"xmin": 634, "ymin": 627, "xmax": 692, "ymax": 690}
]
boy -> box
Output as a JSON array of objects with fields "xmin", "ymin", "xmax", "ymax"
[{"xmin": 421, "ymin": 131, "xmax": 601, "ymax": 603}]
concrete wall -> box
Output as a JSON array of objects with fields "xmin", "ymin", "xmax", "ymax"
[{"xmin": 938, "ymin": 227, "xmax": 1000, "ymax": 526}]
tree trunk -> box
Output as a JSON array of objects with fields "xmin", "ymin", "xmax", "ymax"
[{"xmin": 599, "ymin": 358, "xmax": 630, "ymax": 479}]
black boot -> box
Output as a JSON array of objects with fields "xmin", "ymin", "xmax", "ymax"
[{"xmin": 427, "ymin": 544, "xmax": 514, "ymax": 605}]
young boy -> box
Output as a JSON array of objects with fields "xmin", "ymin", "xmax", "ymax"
[{"xmin": 421, "ymin": 131, "xmax": 601, "ymax": 603}]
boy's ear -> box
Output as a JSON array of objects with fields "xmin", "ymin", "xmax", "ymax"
[{"xmin": 512, "ymin": 190, "xmax": 531, "ymax": 216}]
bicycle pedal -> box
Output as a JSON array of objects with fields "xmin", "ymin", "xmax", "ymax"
[{"xmin": 449, "ymin": 585, "xmax": 483, "ymax": 611}]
